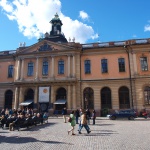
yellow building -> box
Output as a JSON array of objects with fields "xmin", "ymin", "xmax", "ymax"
[{"xmin": 0, "ymin": 14, "xmax": 150, "ymax": 116}]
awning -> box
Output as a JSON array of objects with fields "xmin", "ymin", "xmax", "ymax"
[
  {"xmin": 19, "ymin": 100, "xmax": 33, "ymax": 106},
  {"xmin": 54, "ymin": 99, "xmax": 66, "ymax": 104}
]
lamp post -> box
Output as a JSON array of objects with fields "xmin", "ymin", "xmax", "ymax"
[{"xmin": 124, "ymin": 45, "xmax": 134, "ymax": 109}]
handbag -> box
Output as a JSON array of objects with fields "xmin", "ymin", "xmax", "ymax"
[{"xmin": 68, "ymin": 117, "xmax": 72, "ymax": 123}]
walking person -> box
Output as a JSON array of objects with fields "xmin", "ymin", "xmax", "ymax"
[
  {"xmin": 78, "ymin": 108, "xmax": 83, "ymax": 131},
  {"xmin": 68, "ymin": 111, "xmax": 76, "ymax": 135},
  {"xmin": 92, "ymin": 109, "xmax": 96, "ymax": 125},
  {"xmin": 62, "ymin": 107, "xmax": 67, "ymax": 123},
  {"xmin": 78, "ymin": 111, "xmax": 91, "ymax": 134},
  {"xmin": 75, "ymin": 109, "xmax": 80, "ymax": 124}
]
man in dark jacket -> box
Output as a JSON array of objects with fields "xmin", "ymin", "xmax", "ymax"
[{"xmin": 62, "ymin": 107, "xmax": 67, "ymax": 123}]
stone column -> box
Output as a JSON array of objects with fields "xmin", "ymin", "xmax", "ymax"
[
  {"xmin": 34, "ymin": 86, "xmax": 38, "ymax": 104},
  {"xmin": 35, "ymin": 57, "xmax": 39, "ymax": 80},
  {"xmin": 51, "ymin": 85, "xmax": 54, "ymax": 103},
  {"xmin": 34, "ymin": 86, "xmax": 38, "ymax": 109},
  {"xmin": 72, "ymin": 85, "xmax": 76, "ymax": 109},
  {"xmin": 16, "ymin": 59, "xmax": 21, "ymax": 80},
  {"xmin": 132, "ymin": 52, "xmax": 137, "ymax": 75},
  {"xmin": 68, "ymin": 55, "xmax": 71, "ymax": 77},
  {"xmin": 67, "ymin": 85, "xmax": 71, "ymax": 109},
  {"xmin": 20, "ymin": 58, "xmax": 24, "ymax": 80},
  {"xmin": 14, "ymin": 87, "xmax": 19, "ymax": 109},
  {"xmin": 19, "ymin": 87, "xmax": 23, "ymax": 103},
  {"xmin": 72, "ymin": 55, "xmax": 75, "ymax": 77},
  {"xmin": 51, "ymin": 56, "xmax": 55, "ymax": 78}
]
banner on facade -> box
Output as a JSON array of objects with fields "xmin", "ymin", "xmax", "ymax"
[{"xmin": 39, "ymin": 87, "xmax": 50, "ymax": 103}]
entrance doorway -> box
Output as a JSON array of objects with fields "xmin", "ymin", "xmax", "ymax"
[
  {"xmin": 55, "ymin": 87, "xmax": 67, "ymax": 113},
  {"xmin": 4, "ymin": 90, "xmax": 13, "ymax": 109},
  {"xmin": 24, "ymin": 88, "xmax": 34, "ymax": 109}
]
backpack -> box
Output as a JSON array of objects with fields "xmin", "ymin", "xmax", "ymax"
[{"xmin": 68, "ymin": 117, "xmax": 72, "ymax": 123}]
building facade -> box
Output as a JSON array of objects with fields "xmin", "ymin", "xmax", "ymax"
[{"xmin": 0, "ymin": 14, "xmax": 150, "ymax": 116}]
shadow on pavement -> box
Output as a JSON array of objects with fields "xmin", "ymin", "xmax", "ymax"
[
  {"xmin": 0, "ymin": 135, "xmax": 67, "ymax": 145},
  {"xmin": 93, "ymin": 123, "xmax": 114, "ymax": 126},
  {"xmin": 18, "ymin": 122, "xmax": 56, "ymax": 131}
]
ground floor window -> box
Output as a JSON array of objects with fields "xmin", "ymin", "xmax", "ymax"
[
  {"xmin": 101, "ymin": 87, "xmax": 112, "ymax": 109},
  {"xmin": 144, "ymin": 86, "xmax": 150, "ymax": 105},
  {"xmin": 83, "ymin": 87, "xmax": 94, "ymax": 109},
  {"xmin": 119, "ymin": 86, "xmax": 130, "ymax": 109}
]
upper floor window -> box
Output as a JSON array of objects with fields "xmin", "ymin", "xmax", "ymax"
[
  {"xmin": 42, "ymin": 61, "xmax": 48, "ymax": 75},
  {"xmin": 27, "ymin": 62, "xmax": 34, "ymax": 76},
  {"xmin": 140, "ymin": 57, "xmax": 148, "ymax": 71},
  {"xmin": 118, "ymin": 58, "xmax": 125, "ymax": 72},
  {"xmin": 101, "ymin": 59, "xmax": 108, "ymax": 73},
  {"xmin": 58, "ymin": 60, "xmax": 64, "ymax": 74},
  {"xmin": 8, "ymin": 65, "xmax": 13, "ymax": 78},
  {"xmin": 84, "ymin": 60, "xmax": 91, "ymax": 74},
  {"xmin": 144, "ymin": 86, "xmax": 150, "ymax": 105}
]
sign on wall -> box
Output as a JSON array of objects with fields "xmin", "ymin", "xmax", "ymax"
[{"xmin": 39, "ymin": 87, "xmax": 50, "ymax": 103}]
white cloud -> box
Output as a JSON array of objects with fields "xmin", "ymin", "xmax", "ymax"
[
  {"xmin": 0, "ymin": 0, "xmax": 98, "ymax": 43},
  {"xmin": 79, "ymin": 10, "xmax": 89, "ymax": 20},
  {"xmin": 144, "ymin": 24, "xmax": 150, "ymax": 32},
  {"xmin": 132, "ymin": 34, "xmax": 137, "ymax": 38}
]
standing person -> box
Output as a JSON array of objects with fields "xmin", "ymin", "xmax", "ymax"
[
  {"xmin": 68, "ymin": 110, "xmax": 76, "ymax": 135},
  {"xmin": 78, "ymin": 108, "xmax": 83, "ymax": 131},
  {"xmin": 92, "ymin": 109, "xmax": 96, "ymax": 125},
  {"xmin": 78, "ymin": 112, "xmax": 91, "ymax": 134},
  {"xmin": 62, "ymin": 107, "xmax": 67, "ymax": 123},
  {"xmin": 86, "ymin": 109, "xmax": 91, "ymax": 125},
  {"xmin": 75, "ymin": 109, "xmax": 80, "ymax": 124}
]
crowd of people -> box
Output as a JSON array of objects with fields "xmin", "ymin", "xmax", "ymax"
[
  {"xmin": 67, "ymin": 108, "xmax": 96, "ymax": 135},
  {"xmin": 0, "ymin": 107, "xmax": 96, "ymax": 135},
  {"xmin": 0, "ymin": 108, "xmax": 48, "ymax": 131}
]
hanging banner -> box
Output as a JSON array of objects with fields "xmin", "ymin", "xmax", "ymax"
[{"xmin": 39, "ymin": 87, "xmax": 50, "ymax": 103}]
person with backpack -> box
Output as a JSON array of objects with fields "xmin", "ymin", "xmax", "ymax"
[{"xmin": 67, "ymin": 110, "xmax": 76, "ymax": 135}]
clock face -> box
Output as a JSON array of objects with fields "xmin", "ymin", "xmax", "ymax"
[{"xmin": 43, "ymin": 88, "xmax": 48, "ymax": 93}]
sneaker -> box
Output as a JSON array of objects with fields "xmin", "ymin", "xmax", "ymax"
[
  {"xmin": 78, "ymin": 131, "xmax": 82, "ymax": 134},
  {"xmin": 87, "ymin": 131, "xmax": 91, "ymax": 134}
]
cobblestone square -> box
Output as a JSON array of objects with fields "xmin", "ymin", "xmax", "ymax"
[{"xmin": 0, "ymin": 117, "xmax": 150, "ymax": 150}]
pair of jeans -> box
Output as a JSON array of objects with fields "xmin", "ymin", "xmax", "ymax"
[
  {"xmin": 79, "ymin": 124, "xmax": 90, "ymax": 133},
  {"xmin": 76, "ymin": 116, "xmax": 79, "ymax": 124}
]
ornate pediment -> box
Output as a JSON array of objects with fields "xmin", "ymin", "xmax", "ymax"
[{"xmin": 38, "ymin": 43, "xmax": 53, "ymax": 51}]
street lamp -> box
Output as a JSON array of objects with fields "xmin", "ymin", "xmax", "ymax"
[{"xmin": 124, "ymin": 45, "xmax": 134, "ymax": 109}]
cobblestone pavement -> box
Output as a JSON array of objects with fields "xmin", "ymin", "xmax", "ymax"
[{"xmin": 0, "ymin": 117, "xmax": 150, "ymax": 150}]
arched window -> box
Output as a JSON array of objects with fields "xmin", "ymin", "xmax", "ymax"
[
  {"xmin": 5, "ymin": 90, "xmax": 13, "ymax": 109},
  {"xmin": 83, "ymin": 87, "xmax": 94, "ymax": 109},
  {"xmin": 144, "ymin": 86, "xmax": 150, "ymax": 105},
  {"xmin": 101, "ymin": 87, "xmax": 112, "ymax": 109},
  {"xmin": 24, "ymin": 88, "xmax": 34, "ymax": 101},
  {"xmin": 119, "ymin": 86, "xmax": 130, "ymax": 109}
]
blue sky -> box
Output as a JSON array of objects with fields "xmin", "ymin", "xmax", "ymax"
[{"xmin": 0, "ymin": 0, "xmax": 150, "ymax": 51}]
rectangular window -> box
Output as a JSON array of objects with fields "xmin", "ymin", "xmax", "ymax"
[
  {"xmin": 101, "ymin": 59, "xmax": 108, "ymax": 73},
  {"xmin": 84, "ymin": 60, "xmax": 91, "ymax": 74},
  {"xmin": 42, "ymin": 61, "xmax": 48, "ymax": 75},
  {"xmin": 58, "ymin": 60, "xmax": 64, "ymax": 74},
  {"xmin": 140, "ymin": 57, "xmax": 148, "ymax": 71},
  {"xmin": 118, "ymin": 58, "xmax": 125, "ymax": 72},
  {"xmin": 27, "ymin": 62, "xmax": 34, "ymax": 76},
  {"xmin": 8, "ymin": 65, "xmax": 13, "ymax": 78}
]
